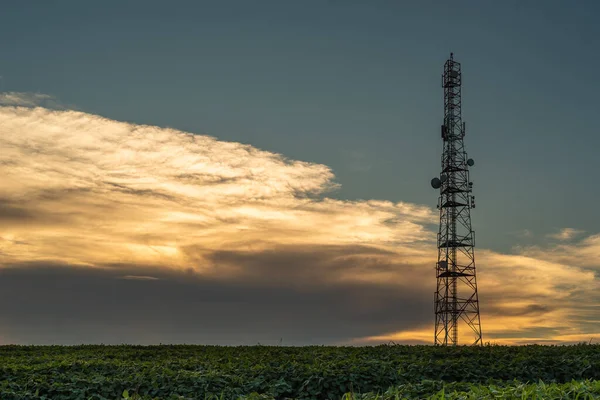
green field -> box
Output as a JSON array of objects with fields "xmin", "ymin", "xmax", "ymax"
[{"xmin": 1, "ymin": 344, "xmax": 599, "ymax": 399}]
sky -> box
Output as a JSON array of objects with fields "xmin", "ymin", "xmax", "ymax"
[{"xmin": 0, "ymin": 0, "xmax": 599, "ymax": 345}]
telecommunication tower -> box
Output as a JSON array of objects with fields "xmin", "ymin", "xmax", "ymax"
[{"xmin": 430, "ymin": 53, "xmax": 482, "ymax": 346}]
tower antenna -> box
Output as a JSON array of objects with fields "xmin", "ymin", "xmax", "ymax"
[{"xmin": 430, "ymin": 53, "xmax": 482, "ymax": 346}]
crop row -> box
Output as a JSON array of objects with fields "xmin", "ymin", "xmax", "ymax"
[
  {"xmin": 3, "ymin": 380, "xmax": 598, "ymax": 400},
  {"xmin": 0, "ymin": 344, "xmax": 598, "ymax": 399}
]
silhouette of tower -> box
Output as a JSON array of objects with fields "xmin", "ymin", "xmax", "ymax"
[{"xmin": 430, "ymin": 53, "xmax": 482, "ymax": 346}]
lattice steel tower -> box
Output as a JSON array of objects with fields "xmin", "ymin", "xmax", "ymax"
[{"xmin": 430, "ymin": 53, "xmax": 482, "ymax": 346}]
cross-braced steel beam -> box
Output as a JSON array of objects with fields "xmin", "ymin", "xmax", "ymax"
[{"xmin": 431, "ymin": 53, "xmax": 482, "ymax": 346}]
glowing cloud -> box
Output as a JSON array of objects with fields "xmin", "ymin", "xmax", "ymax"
[
  {"xmin": 0, "ymin": 99, "xmax": 436, "ymax": 273},
  {"xmin": 547, "ymin": 228, "xmax": 585, "ymax": 241},
  {"xmin": 0, "ymin": 94, "xmax": 598, "ymax": 345}
]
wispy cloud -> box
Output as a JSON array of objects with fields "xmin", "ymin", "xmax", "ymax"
[
  {"xmin": 513, "ymin": 229, "xmax": 533, "ymax": 239},
  {"xmin": 0, "ymin": 94, "xmax": 598, "ymax": 345},
  {"xmin": 0, "ymin": 92, "xmax": 73, "ymax": 110},
  {"xmin": 120, "ymin": 275, "xmax": 160, "ymax": 281},
  {"xmin": 339, "ymin": 149, "xmax": 372, "ymax": 172},
  {"xmin": 547, "ymin": 228, "xmax": 585, "ymax": 241}
]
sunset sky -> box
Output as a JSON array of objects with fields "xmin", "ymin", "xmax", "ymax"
[{"xmin": 0, "ymin": 1, "xmax": 599, "ymax": 345}]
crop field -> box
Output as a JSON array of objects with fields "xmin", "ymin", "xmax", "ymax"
[{"xmin": 0, "ymin": 344, "xmax": 599, "ymax": 399}]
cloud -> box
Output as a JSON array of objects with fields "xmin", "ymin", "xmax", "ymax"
[
  {"xmin": 120, "ymin": 275, "xmax": 160, "ymax": 281},
  {"xmin": 0, "ymin": 92, "xmax": 74, "ymax": 110},
  {"xmin": 519, "ymin": 233, "xmax": 600, "ymax": 272},
  {"xmin": 0, "ymin": 261, "xmax": 432, "ymax": 345},
  {"xmin": 339, "ymin": 149, "xmax": 372, "ymax": 172},
  {"xmin": 547, "ymin": 228, "xmax": 585, "ymax": 241},
  {"xmin": 0, "ymin": 94, "xmax": 598, "ymax": 345},
  {"xmin": 513, "ymin": 229, "xmax": 533, "ymax": 239},
  {"xmin": 0, "ymin": 103, "xmax": 436, "ymax": 273},
  {"xmin": 353, "ymin": 247, "xmax": 600, "ymax": 345}
]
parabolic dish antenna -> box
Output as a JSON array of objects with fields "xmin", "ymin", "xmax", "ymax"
[
  {"xmin": 467, "ymin": 158, "xmax": 474, "ymax": 166},
  {"xmin": 440, "ymin": 173, "xmax": 448, "ymax": 182},
  {"xmin": 431, "ymin": 177, "xmax": 441, "ymax": 189}
]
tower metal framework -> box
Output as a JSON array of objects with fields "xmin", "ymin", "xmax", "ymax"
[{"xmin": 430, "ymin": 53, "xmax": 482, "ymax": 346}]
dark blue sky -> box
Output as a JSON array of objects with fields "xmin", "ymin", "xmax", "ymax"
[{"xmin": 1, "ymin": 0, "xmax": 599, "ymax": 253}]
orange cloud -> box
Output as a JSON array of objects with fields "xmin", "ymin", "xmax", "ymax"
[
  {"xmin": 0, "ymin": 95, "xmax": 598, "ymax": 345},
  {"xmin": 547, "ymin": 228, "xmax": 585, "ymax": 241},
  {"xmin": 0, "ymin": 103, "xmax": 436, "ymax": 271}
]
